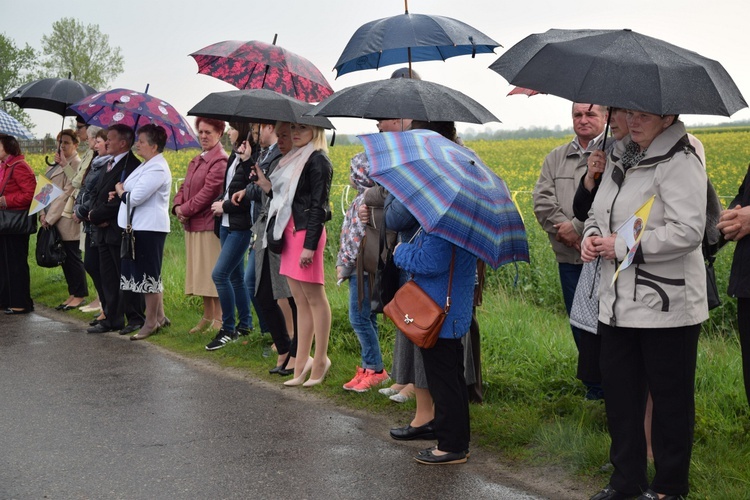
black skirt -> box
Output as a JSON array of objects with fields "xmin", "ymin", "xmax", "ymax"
[{"xmin": 120, "ymin": 230, "xmax": 167, "ymax": 294}]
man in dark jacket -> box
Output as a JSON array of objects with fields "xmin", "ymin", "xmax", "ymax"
[
  {"xmin": 242, "ymin": 122, "xmax": 280, "ymax": 334},
  {"xmin": 86, "ymin": 124, "xmax": 144, "ymax": 334},
  {"xmin": 718, "ymin": 165, "xmax": 750, "ymax": 409}
]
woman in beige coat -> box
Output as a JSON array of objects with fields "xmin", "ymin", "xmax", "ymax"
[
  {"xmin": 582, "ymin": 113, "xmax": 707, "ymax": 500},
  {"xmin": 40, "ymin": 129, "xmax": 88, "ymax": 310}
]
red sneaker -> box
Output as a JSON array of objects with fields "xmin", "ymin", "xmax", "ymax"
[
  {"xmin": 343, "ymin": 366, "xmax": 366, "ymax": 391},
  {"xmin": 352, "ymin": 369, "xmax": 390, "ymax": 393}
]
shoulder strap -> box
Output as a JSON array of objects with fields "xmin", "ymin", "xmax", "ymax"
[
  {"xmin": 0, "ymin": 161, "xmax": 22, "ymax": 196},
  {"xmin": 444, "ymin": 246, "xmax": 456, "ymax": 313},
  {"xmin": 126, "ymin": 192, "xmax": 136, "ymax": 227}
]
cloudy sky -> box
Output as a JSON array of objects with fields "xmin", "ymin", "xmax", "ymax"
[{"xmin": 4, "ymin": 0, "xmax": 750, "ymax": 138}]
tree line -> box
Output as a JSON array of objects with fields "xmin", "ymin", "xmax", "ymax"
[{"xmin": 0, "ymin": 18, "xmax": 124, "ymax": 130}]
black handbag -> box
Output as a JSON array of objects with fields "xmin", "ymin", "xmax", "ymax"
[
  {"xmin": 705, "ymin": 256, "xmax": 721, "ymax": 310},
  {"xmin": 213, "ymin": 194, "xmax": 223, "ymax": 238},
  {"xmin": 702, "ymin": 231, "xmax": 721, "ymax": 310},
  {"xmin": 370, "ymin": 224, "xmax": 406, "ymax": 314},
  {"xmin": 0, "ymin": 209, "xmax": 36, "ymax": 235},
  {"xmin": 36, "ymin": 226, "xmax": 66, "ymax": 267},
  {"xmin": 0, "ymin": 162, "xmax": 37, "ymax": 235},
  {"xmin": 266, "ymin": 214, "xmax": 283, "ymax": 254},
  {"xmin": 120, "ymin": 195, "xmax": 135, "ymax": 260}
]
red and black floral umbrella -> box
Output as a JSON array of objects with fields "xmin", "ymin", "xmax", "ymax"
[
  {"xmin": 69, "ymin": 88, "xmax": 200, "ymax": 150},
  {"xmin": 189, "ymin": 39, "xmax": 334, "ymax": 103}
]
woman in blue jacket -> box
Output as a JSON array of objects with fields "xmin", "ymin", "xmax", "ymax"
[{"xmin": 393, "ymin": 228, "xmax": 477, "ymax": 464}]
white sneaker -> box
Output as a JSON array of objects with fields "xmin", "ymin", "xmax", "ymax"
[
  {"xmin": 378, "ymin": 387, "xmax": 399, "ymax": 397},
  {"xmin": 390, "ymin": 393, "xmax": 413, "ymax": 403}
]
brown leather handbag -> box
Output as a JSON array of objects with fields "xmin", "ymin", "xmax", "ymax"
[{"xmin": 384, "ymin": 246, "xmax": 455, "ymax": 349}]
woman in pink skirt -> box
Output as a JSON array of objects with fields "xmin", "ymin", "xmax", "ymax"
[{"xmin": 264, "ymin": 122, "xmax": 332, "ymax": 387}]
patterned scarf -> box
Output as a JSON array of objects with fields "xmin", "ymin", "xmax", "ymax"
[
  {"xmin": 337, "ymin": 152, "xmax": 375, "ymax": 269},
  {"xmin": 621, "ymin": 140, "xmax": 647, "ymax": 172}
]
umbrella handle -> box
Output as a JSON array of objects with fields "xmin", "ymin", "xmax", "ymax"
[
  {"xmin": 593, "ymin": 112, "xmax": 612, "ymax": 180},
  {"xmin": 44, "ymin": 155, "xmax": 56, "ymax": 166}
]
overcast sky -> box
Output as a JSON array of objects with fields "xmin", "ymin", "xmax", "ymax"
[{"xmin": 4, "ymin": 0, "xmax": 750, "ymax": 138}]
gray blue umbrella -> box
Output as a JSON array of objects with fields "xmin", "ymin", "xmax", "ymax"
[
  {"xmin": 490, "ymin": 28, "xmax": 747, "ymax": 116},
  {"xmin": 334, "ymin": 5, "xmax": 500, "ymax": 78},
  {"xmin": 187, "ymin": 89, "xmax": 334, "ymax": 128},
  {"xmin": 0, "ymin": 110, "xmax": 33, "ymax": 139},
  {"xmin": 307, "ymin": 78, "xmax": 500, "ymax": 124},
  {"xmin": 359, "ymin": 129, "xmax": 528, "ymax": 269}
]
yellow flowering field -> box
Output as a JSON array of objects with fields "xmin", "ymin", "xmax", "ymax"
[
  {"xmin": 23, "ymin": 129, "xmax": 750, "ymax": 330},
  {"xmin": 317, "ymin": 130, "xmax": 750, "ymax": 327}
]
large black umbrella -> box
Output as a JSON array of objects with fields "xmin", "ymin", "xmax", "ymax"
[
  {"xmin": 489, "ymin": 28, "xmax": 747, "ymax": 117},
  {"xmin": 306, "ymin": 78, "xmax": 500, "ymax": 124},
  {"xmin": 334, "ymin": 3, "xmax": 500, "ymax": 78},
  {"xmin": 187, "ymin": 89, "xmax": 334, "ymax": 128},
  {"xmin": 4, "ymin": 76, "xmax": 97, "ymax": 116},
  {"xmin": 4, "ymin": 75, "xmax": 97, "ymax": 164}
]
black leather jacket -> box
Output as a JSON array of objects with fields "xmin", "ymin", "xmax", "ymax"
[
  {"xmin": 288, "ymin": 150, "xmax": 333, "ymax": 250},
  {"xmin": 220, "ymin": 153, "xmax": 253, "ymax": 231}
]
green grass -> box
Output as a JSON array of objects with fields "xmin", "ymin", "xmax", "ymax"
[{"xmin": 23, "ymin": 135, "xmax": 750, "ymax": 499}]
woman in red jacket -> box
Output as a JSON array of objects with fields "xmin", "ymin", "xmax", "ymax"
[
  {"xmin": 172, "ymin": 117, "xmax": 228, "ymax": 334},
  {"xmin": 0, "ymin": 134, "xmax": 37, "ymax": 314}
]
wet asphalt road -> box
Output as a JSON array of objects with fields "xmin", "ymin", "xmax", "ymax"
[{"xmin": 0, "ymin": 309, "xmax": 575, "ymax": 500}]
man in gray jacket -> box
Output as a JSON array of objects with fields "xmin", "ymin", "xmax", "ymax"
[{"xmin": 532, "ymin": 103, "xmax": 607, "ymax": 397}]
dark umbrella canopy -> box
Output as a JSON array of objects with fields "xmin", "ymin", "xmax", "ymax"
[
  {"xmin": 334, "ymin": 12, "xmax": 500, "ymax": 77},
  {"xmin": 307, "ymin": 78, "xmax": 500, "ymax": 124},
  {"xmin": 490, "ymin": 28, "xmax": 747, "ymax": 116},
  {"xmin": 3, "ymin": 77, "xmax": 97, "ymax": 116},
  {"xmin": 187, "ymin": 89, "xmax": 334, "ymax": 129},
  {"xmin": 190, "ymin": 40, "xmax": 334, "ymax": 103}
]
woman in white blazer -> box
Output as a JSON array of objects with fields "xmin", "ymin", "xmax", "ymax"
[{"xmin": 114, "ymin": 124, "xmax": 172, "ymax": 340}]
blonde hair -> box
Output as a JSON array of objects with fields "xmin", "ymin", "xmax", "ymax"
[{"xmin": 311, "ymin": 126, "xmax": 327, "ymax": 153}]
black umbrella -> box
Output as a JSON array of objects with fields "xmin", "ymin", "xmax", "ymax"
[
  {"xmin": 187, "ymin": 89, "xmax": 334, "ymax": 129},
  {"xmin": 306, "ymin": 78, "xmax": 500, "ymax": 124},
  {"xmin": 4, "ymin": 76, "xmax": 97, "ymax": 116},
  {"xmin": 489, "ymin": 28, "xmax": 747, "ymax": 117},
  {"xmin": 4, "ymin": 75, "xmax": 98, "ymax": 165},
  {"xmin": 334, "ymin": 2, "xmax": 500, "ymax": 78}
]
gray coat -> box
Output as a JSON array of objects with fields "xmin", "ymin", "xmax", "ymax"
[{"xmin": 583, "ymin": 122, "xmax": 708, "ymax": 328}]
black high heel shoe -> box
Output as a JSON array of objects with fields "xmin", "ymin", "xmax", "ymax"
[{"xmin": 269, "ymin": 354, "xmax": 290, "ymax": 375}]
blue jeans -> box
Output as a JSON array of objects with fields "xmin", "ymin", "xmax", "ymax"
[
  {"xmin": 349, "ymin": 273, "xmax": 383, "ymax": 371},
  {"xmin": 243, "ymin": 246, "xmax": 269, "ymax": 333},
  {"xmin": 213, "ymin": 226, "xmax": 252, "ymax": 332}
]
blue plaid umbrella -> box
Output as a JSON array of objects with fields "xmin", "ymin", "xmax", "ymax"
[
  {"xmin": 359, "ymin": 129, "xmax": 529, "ymax": 269},
  {"xmin": 0, "ymin": 110, "xmax": 33, "ymax": 139}
]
